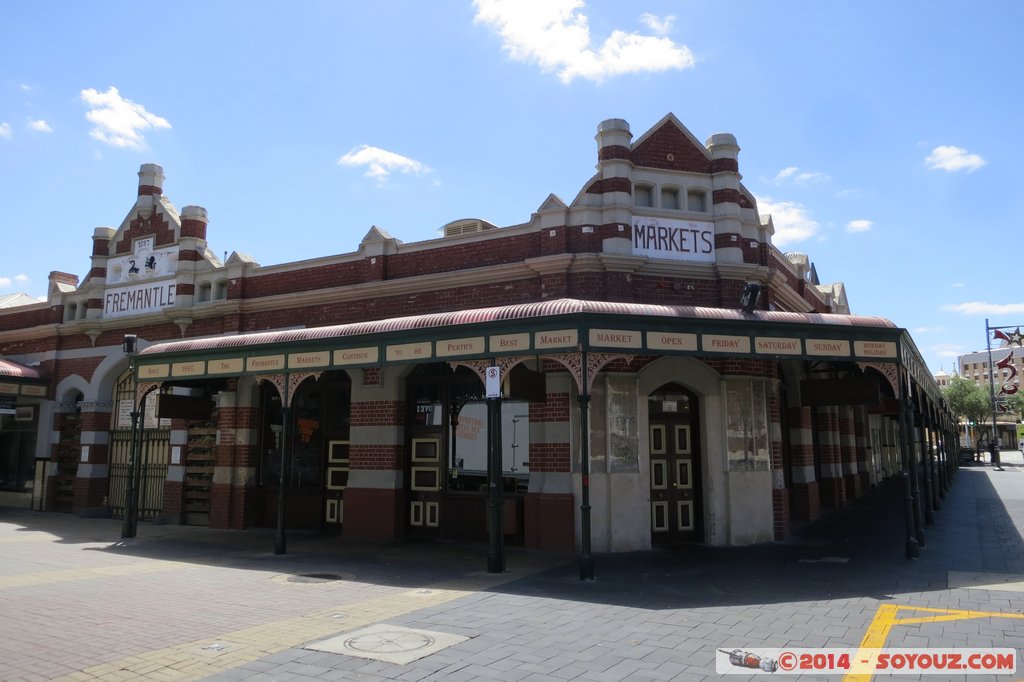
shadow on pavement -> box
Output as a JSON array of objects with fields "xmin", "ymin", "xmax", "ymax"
[{"xmin": 3, "ymin": 464, "xmax": 1022, "ymax": 609}]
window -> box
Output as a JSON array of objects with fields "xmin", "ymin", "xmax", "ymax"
[
  {"xmin": 214, "ymin": 280, "xmax": 228, "ymax": 300},
  {"xmin": 197, "ymin": 282, "xmax": 212, "ymax": 303},
  {"xmin": 634, "ymin": 184, "xmax": 653, "ymax": 208},
  {"xmin": 661, "ymin": 187, "xmax": 680, "ymax": 210},
  {"xmin": 64, "ymin": 302, "xmax": 77, "ymax": 322},
  {"xmin": 448, "ymin": 400, "xmax": 530, "ymax": 492},
  {"xmin": 687, "ymin": 189, "xmax": 707, "ymax": 212},
  {"xmin": 0, "ymin": 413, "xmax": 37, "ymax": 492}
]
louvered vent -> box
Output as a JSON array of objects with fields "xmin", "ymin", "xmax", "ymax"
[{"xmin": 442, "ymin": 219, "xmax": 497, "ymax": 238}]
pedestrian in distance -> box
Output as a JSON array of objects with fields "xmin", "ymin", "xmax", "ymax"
[{"xmin": 991, "ymin": 439, "xmax": 1002, "ymax": 470}]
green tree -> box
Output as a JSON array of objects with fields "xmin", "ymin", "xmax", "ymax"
[
  {"xmin": 1006, "ymin": 392, "xmax": 1024, "ymax": 422},
  {"xmin": 943, "ymin": 376, "xmax": 993, "ymax": 444}
]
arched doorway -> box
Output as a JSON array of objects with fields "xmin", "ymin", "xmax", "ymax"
[
  {"xmin": 405, "ymin": 363, "xmax": 482, "ymax": 539},
  {"xmin": 648, "ymin": 382, "xmax": 704, "ymax": 544},
  {"xmin": 255, "ymin": 370, "xmax": 351, "ymax": 530}
]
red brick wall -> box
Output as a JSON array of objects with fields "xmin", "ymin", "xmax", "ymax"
[
  {"xmin": 114, "ymin": 213, "xmax": 174, "ymax": 254},
  {"xmin": 344, "ymin": 488, "xmax": 403, "ymax": 540},
  {"xmin": 705, "ymin": 358, "xmax": 778, "ymax": 378},
  {"xmin": 631, "ymin": 123, "xmax": 712, "ymax": 173},
  {"xmin": 528, "ymin": 443, "xmax": 570, "ymax": 473},
  {"xmin": 351, "ymin": 401, "xmax": 404, "ymax": 426},
  {"xmin": 162, "ymin": 480, "xmax": 183, "ymax": 520},
  {"xmin": 350, "ymin": 444, "xmax": 402, "ymax": 470},
  {"xmin": 73, "ymin": 476, "xmax": 108, "ymax": 512},
  {"xmin": 529, "ymin": 393, "xmax": 570, "ymax": 422},
  {"xmin": 772, "ymin": 488, "xmax": 789, "ymax": 541},
  {"xmin": 0, "ymin": 305, "xmax": 61, "ymax": 331},
  {"xmin": 524, "ymin": 492, "xmax": 575, "ymax": 551}
]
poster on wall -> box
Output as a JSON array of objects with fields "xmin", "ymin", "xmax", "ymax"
[{"xmin": 117, "ymin": 400, "xmax": 133, "ymax": 428}]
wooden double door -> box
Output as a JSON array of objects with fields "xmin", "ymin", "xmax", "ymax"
[{"xmin": 649, "ymin": 383, "xmax": 704, "ymax": 544}]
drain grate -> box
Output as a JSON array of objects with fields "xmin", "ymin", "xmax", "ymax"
[{"xmin": 288, "ymin": 573, "xmax": 345, "ymax": 584}]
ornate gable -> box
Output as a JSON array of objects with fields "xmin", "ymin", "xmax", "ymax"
[{"xmin": 630, "ymin": 114, "xmax": 712, "ymax": 174}]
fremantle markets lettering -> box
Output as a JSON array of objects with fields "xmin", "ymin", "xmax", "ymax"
[
  {"xmin": 632, "ymin": 216, "xmax": 715, "ymax": 263},
  {"xmin": 104, "ymin": 281, "xmax": 176, "ymax": 318}
]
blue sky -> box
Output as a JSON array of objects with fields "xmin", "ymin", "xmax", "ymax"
[{"xmin": 2, "ymin": 1, "xmax": 1022, "ymax": 375}]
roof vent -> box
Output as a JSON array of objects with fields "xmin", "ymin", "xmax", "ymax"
[{"xmin": 442, "ymin": 219, "xmax": 498, "ymax": 238}]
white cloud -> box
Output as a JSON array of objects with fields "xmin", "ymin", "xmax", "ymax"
[
  {"xmin": 639, "ymin": 12, "xmax": 675, "ymax": 35},
  {"xmin": 27, "ymin": 119, "xmax": 52, "ymax": 133},
  {"xmin": 943, "ymin": 301, "xmax": 1024, "ymax": 315},
  {"xmin": 80, "ymin": 86, "xmax": 171, "ymax": 150},
  {"xmin": 473, "ymin": 0, "xmax": 695, "ymax": 84},
  {"xmin": 338, "ymin": 145, "xmax": 431, "ymax": 182},
  {"xmin": 914, "ymin": 326, "xmax": 944, "ymax": 334},
  {"xmin": 19, "ymin": 84, "xmax": 31, "ymax": 91},
  {"xmin": 755, "ymin": 196, "xmax": 820, "ymax": 246},
  {"xmin": 774, "ymin": 166, "xmax": 830, "ymax": 184},
  {"xmin": 845, "ymin": 219, "xmax": 872, "ymax": 233},
  {"xmin": 951, "ymin": 282, "xmax": 964, "ymax": 288},
  {"xmin": 932, "ymin": 343, "xmax": 965, "ymax": 360},
  {"xmin": 0, "ymin": 122, "xmax": 11, "ymax": 140},
  {"xmin": 0, "ymin": 274, "xmax": 29, "ymax": 288},
  {"xmin": 925, "ymin": 145, "xmax": 985, "ymax": 173}
]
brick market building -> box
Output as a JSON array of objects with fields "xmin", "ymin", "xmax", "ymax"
[{"xmin": 0, "ymin": 114, "xmax": 956, "ymax": 560}]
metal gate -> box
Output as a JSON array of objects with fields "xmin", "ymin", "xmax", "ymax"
[
  {"xmin": 107, "ymin": 369, "xmax": 169, "ymax": 520},
  {"xmin": 108, "ymin": 428, "xmax": 170, "ymax": 520}
]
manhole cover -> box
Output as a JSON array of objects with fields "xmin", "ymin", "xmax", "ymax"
[
  {"xmin": 307, "ymin": 624, "xmax": 469, "ymax": 665},
  {"xmin": 288, "ymin": 573, "xmax": 345, "ymax": 583},
  {"xmin": 346, "ymin": 630, "xmax": 436, "ymax": 654}
]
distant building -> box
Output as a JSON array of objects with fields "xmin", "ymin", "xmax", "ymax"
[
  {"xmin": 957, "ymin": 346, "xmax": 1022, "ymax": 447},
  {"xmin": 0, "ymin": 293, "xmax": 43, "ymax": 309}
]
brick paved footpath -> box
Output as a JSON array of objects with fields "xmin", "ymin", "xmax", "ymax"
[{"xmin": 2, "ymin": 454, "xmax": 1024, "ymax": 681}]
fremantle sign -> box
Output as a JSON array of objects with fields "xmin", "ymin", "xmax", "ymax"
[
  {"xmin": 632, "ymin": 216, "xmax": 715, "ymax": 263},
  {"xmin": 104, "ymin": 280, "xmax": 177, "ymax": 318}
]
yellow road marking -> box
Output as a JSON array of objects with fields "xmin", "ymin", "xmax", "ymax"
[
  {"xmin": 47, "ymin": 570, "xmax": 547, "ymax": 681},
  {"xmin": 842, "ymin": 605, "xmax": 1024, "ymax": 682},
  {"xmin": 0, "ymin": 560, "xmax": 194, "ymax": 589}
]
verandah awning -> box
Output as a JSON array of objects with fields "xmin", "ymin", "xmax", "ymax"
[
  {"xmin": 133, "ymin": 298, "xmax": 920, "ymax": 385},
  {"xmin": 0, "ymin": 358, "xmax": 48, "ymax": 397}
]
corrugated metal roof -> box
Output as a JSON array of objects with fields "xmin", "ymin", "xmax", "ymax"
[
  {"xmin": 138, "ymin": 298, "xmax": 897, "ymax": 357},
  {"xmin": 0, "ymin": 358, "xmax": 43, "ymax": 380}
]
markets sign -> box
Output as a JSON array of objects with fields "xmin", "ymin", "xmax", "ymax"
[{"xmin": 633, "ymin": 216, "xmax": 715, "ymax": 263}]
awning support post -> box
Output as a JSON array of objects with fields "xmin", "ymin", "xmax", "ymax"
[
  {"xmin": 121, "ymin": 408, "xmax": 141, "ymax": 539},
  {"xmin": 898, "ymin": 365, "xmax": 920, "ymax": 559},
  {"xmin": 275, "ymin": 378, "xmax": 292, "ymax": 555},
  {"xmin": 579, "ymin": 351, "xmax": 594, "ymax": 581},
  {"xmin": 486, "ymin": 395, "xmax": 504, "ymax": 573}
]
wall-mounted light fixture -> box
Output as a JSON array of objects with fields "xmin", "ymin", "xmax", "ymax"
[
  {"xmin": 740, "ymin": 282, "xmax": 762, "ymax": 313},
  {"xmin": 122, "ymin": 334, "xmax": 137, "ymax": 354}
]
